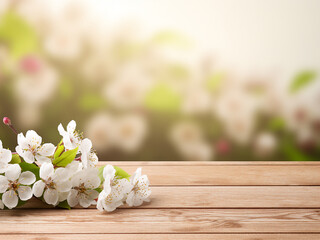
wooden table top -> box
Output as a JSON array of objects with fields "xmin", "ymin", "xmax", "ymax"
[{"xmin": 1, "ymin": 161, "xmax": 320, "ymax": 240}]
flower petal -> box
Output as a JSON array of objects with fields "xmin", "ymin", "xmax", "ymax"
[
  {"xmin": 5, "ymin": 164, "xmax": 21, "ymax": 181},
  {"xmin": 40, "ymin": 163, "xmax": 54, "ymax": 180},
  {"xmin": 35, "ymin": 155, "xmax": 51, "ymax": 164},
  {"xmin": 0, "ymin": 162, "xmax": 8, "ymax": 174},
  {"xmin": 67, "ymin": 189, "xmax": 79, "ymax": 207},
  {"xmin": 58, "ymin": 123, "xmax": 66, "ymax": 136},
  {"xmin": 20, "ymin": 150, "xmax": 35, "ymax": 164},
  {"xmin": 131, "ymin": 167, "xmax": 142, "ymax": 185},
  {"xmin": 56, "ymin": 180, "xmax": 72, "ymax": 192},
  {"xmin": 0, "ymin": 199, "xmax": 4, "ymax": 209},
  {"xmin": 2, "ymin": 190, "xmax": 18, "ymax": 209},
  {"xmin": 0, "ymin": 175, "xmax": 9, "ymax": 193},
  {"xmin": 53, "ymin": 168, "xmax": 69, "ymax": 182},
  {"xmin": 18, "ymin": 186, "xmax": 33, "ymax": 201},
  {"xmin": 17, "ymin": 133, "xmax": 28, "ymax": 149},
  {"xmin": 79, "ymin": 195, "xmax": 93, "ymax": 208},
  {"xmin": 59, "ymin": 191, "xmax": 69, "ymax": 202},
  {"xmin": 19, "ymin": 171, "xmax": 36, "ymax": 185},
  {"xmin": 86, "ymin": 189, "xmax": 99, "ymax": 201},
  {"xmin": 38, "ymin": 143, "xmax": 55, "ymax": 156},
  {"xmin": 0, "ymin": 148, "xmax": 12, "ymax": 164},
  {"xmin": 44, "ymin": 188, "xmax": 59, "ymax": 205},
  {"xmin": 83, "ymin": 169, "xmax": 100, "ymax": 189},
  {"xmin": 103, "ymin": 164, "xmax": 115, "ymax": 179},
  {"xmin": 80, "ymin": 138, "xmax": 92, "ymax": 153},
  {"xmin": 126, "ymin": 191, "xmax": 135, "ymax": 207},
  {"xmin": 67, "ymin": 120, "xmax": 76, "ymax": 133},
  {"xmin": 26, "ymin": 130, "xmax": 42, "ymax": 147},
  {"xmin": 32, "ymin": 180, "xmax": 45, "ymax": 197}
]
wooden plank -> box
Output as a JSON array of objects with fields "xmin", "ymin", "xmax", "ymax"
[
  {"xmin": 2, "ymin": 234, "xmax": 320, "ymax": 240},
  {"xmin": 21, "ymin": 186, "xmax": 320, "ymax": 209},
  {"xmin": 96, "ymin": 164, "xmax": 320, "ymax": 186},
  {"xmin": 102, "ymin": 161, "xmax": 320, "ymax": 166},
  {"xmin": 1, "ymin": 209, "xmax": 319, "ymax": 233}
]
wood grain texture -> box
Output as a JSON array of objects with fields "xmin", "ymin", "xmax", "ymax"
[
  {"xmin": 2, "ymin": 161, "xmax": 319, "ymax": 239},
  {"xmin": 97, "ymin": 163, "xmax": 320, "ymax": 186},
  {"xmin": 1, "ymin": 209, "xmax": 320, "ymax": 233},
  {"xmin": 1, "ymin": 234, "xmax": 320, "ymax": 240},
  {"xmin": 103, "ymin": 161, "xmax": 320, "ymax": 166},
  {"xmin": 21, "ymin": 186, "xmax": 320, "ymax": 209}
]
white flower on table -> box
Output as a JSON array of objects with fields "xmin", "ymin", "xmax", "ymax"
[
  {"xmin": 0, "ymin": 164, "xmax": 36, "ymax": 209},
  {"xmin": 97, "ymin": 165, "xmax": 132, "ymax": 212},
  {"xmin": 0, "ymin": 199, "xmax": 3, "ymax": 209},
  {"xmin": 15, "ymin": 130, "xmax": 55, "ymax": 164},
  {"xmin": 0, "ymin": 140, "xmax": 12, "ymax": 173},
  {"xmin": 79, "ymin": 138, "xmax": 98, "ymax": 169},
  {"xmin": 32, "ymin": 163, "xmax": 71, "ymax": 206},
  {"xmin": 67, "ymin": 168, "xmax": 100, "ymax": 208},
  {"xmin": 58, "ymin": 120, "xmax": 82, "ymax": 151},
  {"xmin": 126, "ymin": 168, "xmax": 151, "ymax": 207}
]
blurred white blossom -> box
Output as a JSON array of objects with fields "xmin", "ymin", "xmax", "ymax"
[
  {"xmin": 170, "ymin": 121, "xmax": 212, "ymax": 161},
  {"xmin": 85, "ymin": 113, "xmax": 116, "ymax": 151},
  {"xmin": 104, "ymin": 64, "xmax": 152, "ymax": 109},
  {"xmin": 254, "ymin": 132, "xmax": 277, "ymax": 157},
  {"xmin": 16, "ymin": 56, "xmax": 58, "ymax": 104},
  {"xmin": 182, "ymin": 86, "xmax": 212, "ymax": 115},
  {"xmin": 114, "ymin": 114, "xmax": 148, "ymax": 153}
]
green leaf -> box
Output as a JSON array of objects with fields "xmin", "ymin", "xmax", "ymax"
[
  {"xmin": 114, "ymin": 166, "xmax": 131, "ymax": 180},
  {"xmin": 268, "ymin": 117, "xmax": 286, "ymax": 131},
  {"xmin": 0, "ymin": 12, "xmax": 38, "ymax": 59},
  {"xmin": 54, "ymin": 141, "xmax": 65, "ymax": 159},
  {"xmin": 10, "ymin": 154, "xmax": 21, "ymax": 164},
  {"xmin": 290, "ymin": 71, "xmax": 317, "ymax": 94},
  {"xmin": 206, "ymin": 73, "xmax": 224, "ymax": 93},
  {"xmin": 151, "ymin": 31, "xmax": 191, "ymax": 48},
  {"xmin": 144, "ymin": 83, "xmax": 182, "ymax": 112},
  {"xmin": 57, "ymin": 200, "xmax": 71, "ymax": 210},
  {"xmin": 98, "ymin": 165, "xmax": 105, "ymax": 184},
  {"xmin": 281, "ymin": 141, "xmax": 316, "ymax": 161},
  {"xmin": 79, "ymin": 93, "xmax": 106, "ymax": 111},
  {"xmin": 19, "ymin": 162, "xmax": 40, "ymax": 179},
  {"xmin": 52, "ymin": 147, "xmax": 78, "ymax": 167}
]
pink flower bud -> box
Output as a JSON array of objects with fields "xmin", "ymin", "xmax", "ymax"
[
  {"xmin": 216, "ymin": 139, "xmax": 230, "ymax": 154},
  {"xmin": 20, "ymin": 55, "xmax": 42, "ymax": 74},
  {"xmin": 3, "ymin": 117, "xmax": 11, "ymax": 126}
]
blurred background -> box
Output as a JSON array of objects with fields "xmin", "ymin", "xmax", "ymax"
[{"xmin": 0, "ymin": 0, "xmax": 319, "ymax": 161}]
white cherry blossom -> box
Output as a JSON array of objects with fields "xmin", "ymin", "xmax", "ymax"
[
  {"xmin": 104, "ymin": 65, "xmax": 151, "ymax": 109},
  {"xmin": 126, "ymin": 168, "xmax": 151, "ymax": 207},
  {"xmin": 58, "ymin": 120, "xmax": 82, "ymax": 151},
  {"xmin": 0, "ymin": 140, "xmax": 12, "ymax": 173},
  {"xmin": 0, "ymin": 164, "xmax": 36, "ymax": 209},
  {"xmin": 85, "ymin": 113, "xmax": 116, "ymax": 151},
  {"xmin": 113, "ymin": 114, "xmax": 147, "ymax": 153},
  {"xmin": 32, "ymin": 163, "xmax": 71, "ymax": 206},
  {"xmin": 67, "ymin": 168, "xmax": 100, "ymax": 208},
  {"xmin": 97, "ymin": 165, "xmax": 132, "ymax": 212},
  {"xmin": 15, "ymin": 130, "xmax": 55, "ymax": 164},
  {"xmin": 170, "ymin": 121, "xmax": 203, "ymax": 148},
  {"xmin": 79, "ymin": 138, "xmax": 98, "ymax": 168},
  {"xmin": 182, "ymin": 87, "xmax": 212, "ymax": 115},
  {"xmin": 254, "ymin": 132, "xmax": 277, "ymax": 157}
]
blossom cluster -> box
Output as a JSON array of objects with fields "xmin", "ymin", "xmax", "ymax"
[{"xmin": 0, "ymin": 119, "xmax": 151, "ymax": 210}]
